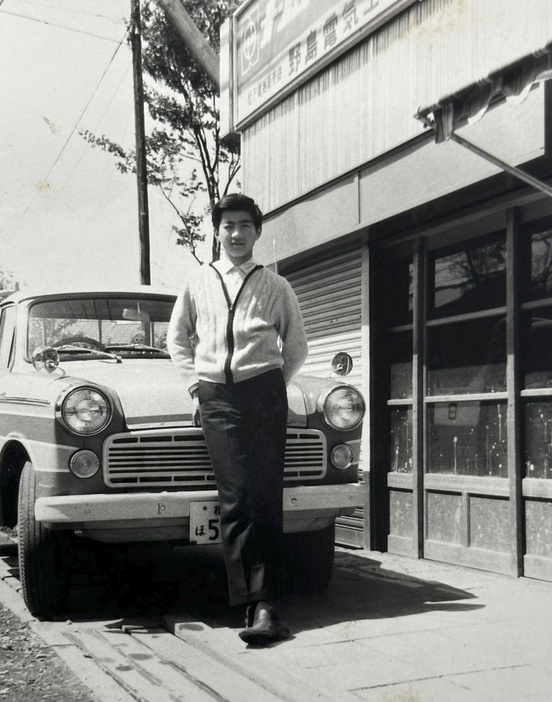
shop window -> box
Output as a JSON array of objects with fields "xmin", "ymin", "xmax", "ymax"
[
  {"xmin": 389, "ymin": 330, "xmax": 412, "ymax": 399},
  {"xmin": 427, "ymin": 316, "xmax": 506, "ymax": 395},
  {"xmin": 390, "ymin": 407, "xmax": 413, "ymax": 473},
  {"xmin": 523, "ymin": 308, "xmax": 552, "ymax": 389},
  {"xmin": 521, "ymin": 221, "xmax": 552, "ymax": 481},
  {"xmin": 529, "ymin": 226, "xmax": 552, "ymax": 301},
  {"xmin": 525, "ymin": 401, "xmax": 552, "ymax": 479},
  {"xmin": 380, "ymin": 249, "xmax": 414, "ymax": 475},
  {"xmin": 427, "ymin": 401, "xmax": 507, "ymax": 477},
  {"xmin": 429, "ymin": 233, "xmax": 506, "ymax": 318},
  {"xmin": 380, "ymin": 256, "xmax": 414, "ymax": 327}
]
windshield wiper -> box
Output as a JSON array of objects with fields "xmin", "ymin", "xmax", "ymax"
[{"xmin": 55, "ymin": 345, "xmax": 122, "ymax": 363}]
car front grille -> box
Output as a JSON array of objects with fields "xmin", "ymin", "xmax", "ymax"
[{"xmin": 103, "ymin": 429, "xmax": 326, "ymax": 488}]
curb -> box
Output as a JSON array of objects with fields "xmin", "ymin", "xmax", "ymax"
[{"xmin": 0, "ymin": 549, "xmax": 135, "ymax": 702}]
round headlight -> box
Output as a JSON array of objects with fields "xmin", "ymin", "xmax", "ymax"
[
  {"xmin": 70, "ymin": 450, "xmax": 100, "ymax": 478},
  {"xmin": 59, "ymin": 387, "xmax": 111, "ymax": 435},
  {"xmin": 320, "ymin": 386, "xmax": 365, "ymax": 431}
]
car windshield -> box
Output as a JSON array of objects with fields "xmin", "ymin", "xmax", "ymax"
[{"xmin": 27, "ymin": 296, "xmax": 175, "ymax": 360}]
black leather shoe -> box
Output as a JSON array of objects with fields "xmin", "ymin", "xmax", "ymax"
[{"xmin": 239, "ymin": 603, "xmax": 290, "ymax": 645}]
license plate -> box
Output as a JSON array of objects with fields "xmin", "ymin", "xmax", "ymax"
[{"xmin": 190, "ymin": 502, "xmax": 221, "ymax": 544}]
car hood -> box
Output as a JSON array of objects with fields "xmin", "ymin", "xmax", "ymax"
[{"xmin": 58, "ymin": 359, "xmax": 308, "ymax": 428}]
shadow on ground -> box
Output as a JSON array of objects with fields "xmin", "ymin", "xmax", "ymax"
[
  {"xmin": 280, "ymin": 550, "xmax": 484, "ymax": 636},
  {"xmin": 1, "ymin": 539, "xmax": 483, "ymax": 630}
]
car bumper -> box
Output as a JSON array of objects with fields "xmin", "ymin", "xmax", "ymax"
[{"xmin": 34, "ymin": 483, "xmax": 368, "ymax": 541}]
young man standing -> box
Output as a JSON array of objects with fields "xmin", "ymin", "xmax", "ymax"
[{"xmin": 167, "ymin": 193, "xmax": 308, "ymax": 645}]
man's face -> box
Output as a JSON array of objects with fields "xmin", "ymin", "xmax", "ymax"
[{"xmin": 217, "ymin": 210, "xmax": 261, "ymax": 265}]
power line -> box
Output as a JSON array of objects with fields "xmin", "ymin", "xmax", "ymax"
[
  {"xmin": 60, "ymin": 58, "xmax": 133, "ymax": 194},
  {"xmin": 8, "ymin": 0, "xmax": 122, "ymax": 21},
  {"xmin": 0, "ymin": 8, "xmax": 124, "ymax": 43},
  {"xmin": 16, "ymin": 32, "xmax": 128, "ymax": 226}
]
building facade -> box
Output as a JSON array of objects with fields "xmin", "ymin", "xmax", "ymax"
[{"xmin": 221, "ymin": 0, "xmax": 552, "ymax": 580}]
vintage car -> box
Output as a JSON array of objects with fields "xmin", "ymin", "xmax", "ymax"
[{"xmin": 0, "ymin": 288, "xmax": 366, "ymax": 618}]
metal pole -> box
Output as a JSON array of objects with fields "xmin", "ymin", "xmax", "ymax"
[
  {"xmin": 450, "ymin": 133, "xmax": 552, "ymax": 200},
  {"xmin": 131, "ymin": 0, "xmax": 151, "ymax": 285}
]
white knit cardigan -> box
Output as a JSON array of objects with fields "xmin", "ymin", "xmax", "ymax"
[{"xmin": 167, "ymin": 263, "xmax": 308, "ymax": 395}]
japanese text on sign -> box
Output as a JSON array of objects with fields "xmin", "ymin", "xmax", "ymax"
[{"xmin": 235, "ymin": 0, "xmax": 412, "ymax": 124}]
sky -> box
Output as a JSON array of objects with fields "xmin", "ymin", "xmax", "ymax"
[{"xmin": 0, "ymin": 0, "xmax": 206, "ymax": 292}]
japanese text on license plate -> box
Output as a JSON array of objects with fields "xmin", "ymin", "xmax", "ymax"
[{"xmin": 190, "ymin": 502, "xmax": 221, "ymax": 544}]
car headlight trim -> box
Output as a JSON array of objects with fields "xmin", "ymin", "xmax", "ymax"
[
  {"xmin": 70, "ymin": 450, "xmax": 100, "ymax": 478},
  {"xmin": 58, "ymin": 387, "xmax": 112, "ymax": 435},
  {"xmin": 320, "ymin": 386, "xmax": 365, "ymax": 431},
  {"xmin": 331, "ymin": 444, "xmax": 354, "ymax": 470}
]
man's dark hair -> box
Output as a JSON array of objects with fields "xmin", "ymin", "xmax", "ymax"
[{"xmin": 212, "ymin": 193, "xmax": 263, "ymax": 231}]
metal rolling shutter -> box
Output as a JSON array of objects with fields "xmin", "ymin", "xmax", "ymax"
[
  {"xmin": 285, "ymin": 250, "xmax": 363, "ymax": 385},
  {"xmin": 285, "ymin": 249, "xmax": 366, "ymax": 548}
]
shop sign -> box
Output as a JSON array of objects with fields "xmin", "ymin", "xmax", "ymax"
[{"xmin": 234, "ymin": 0, "xmax": 416, "ymax": 126}]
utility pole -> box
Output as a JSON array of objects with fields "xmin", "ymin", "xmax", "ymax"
[{"xmin": 131, "ymin": 0, "xmax": 151, "ymax": 285}]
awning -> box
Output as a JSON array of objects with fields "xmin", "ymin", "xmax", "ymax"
[{"xmin": 415, "ymin": 45, "xmax": 552, "ymax": 200}]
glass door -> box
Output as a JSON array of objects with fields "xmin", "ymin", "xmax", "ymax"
[
  {"xmin": 373, "ymin": 225, "xmax": 516, "ymax": 572},
  {"xmin": 521, "ymin": 218, "xmax": 552, "ymax": 580},
  {"xmin": 424, "ymin": 230, "xmax": 513, "ymax": 573}
]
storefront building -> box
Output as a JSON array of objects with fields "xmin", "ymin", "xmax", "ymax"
[{"xmin": 221, "ymin": 0, "xmax": 552, "ymax": 580}]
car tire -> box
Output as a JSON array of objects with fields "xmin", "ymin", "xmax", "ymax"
[
  {"xmin": 284, "ymin": 522, "xmax": 335, "ymax": 594},
  {"xmin": 18, "ymin": 461, "xmax": 68, "ymax": 619}
]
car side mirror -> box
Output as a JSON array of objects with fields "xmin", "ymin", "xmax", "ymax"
[
  {"xmin": 32, "ymin": 346, "xmax": 60, "ymax": 373},
  {"xmin": 331, "ymin": 352, "xmax": 353, "ymax": 377}
]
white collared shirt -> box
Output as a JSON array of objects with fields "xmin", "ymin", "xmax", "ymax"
[{"xmin": 212, "ymin": 254, "xmax": 258, "ymax": 303}]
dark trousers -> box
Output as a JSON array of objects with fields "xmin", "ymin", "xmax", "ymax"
[{"xmin": 198, "ymin": 369, "xmax": 288, "ymax": 607}]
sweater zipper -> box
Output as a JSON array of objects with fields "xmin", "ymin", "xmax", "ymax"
[{"xmin": 210, "ymin": 264, "xmax": 263, "ymax": 384}]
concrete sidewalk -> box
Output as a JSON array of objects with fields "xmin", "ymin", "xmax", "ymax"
[
  {"xmin": 236, "ymin": 547, "xmax": 552, "ymax": 702},
  {"xmin": 2, "ymin": 528, "xmax": 551, "ymax": 702}
]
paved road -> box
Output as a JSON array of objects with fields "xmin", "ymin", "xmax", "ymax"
[{"xmin": 2, "ymin": 531, "xmax": 552, "ymax": 702}]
